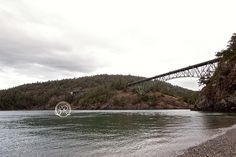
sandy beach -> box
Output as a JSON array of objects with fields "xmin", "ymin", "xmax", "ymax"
[{"xmin": 177, "ymin": 126, "xmax": 236, "ymax": 157}]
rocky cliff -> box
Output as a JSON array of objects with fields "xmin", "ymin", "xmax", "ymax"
[{"xmin": 195, "ymin": 33, "xmax": 236, "ymax": 112}]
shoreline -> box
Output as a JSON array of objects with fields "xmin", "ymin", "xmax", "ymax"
[
  {"xmin": 177, "ymin": 125, "xmax": 236, "ymax": 157},
  {"xmin": 0, "ymin": 108, "xmax": 191, "ymax": 111}
]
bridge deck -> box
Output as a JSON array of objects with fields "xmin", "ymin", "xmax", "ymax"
[{"xmin": 127, "ymin": 58, "xmax": 221, "ymax": 87}]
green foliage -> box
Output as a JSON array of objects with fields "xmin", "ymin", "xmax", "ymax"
[
  {"xmin": 132, "ymin": 80, "xmax": 198, "ymax": 104},
  {"xmin": 198, "ymin": 33, "xmax": 236, "ymax": 86},
  {"xmin": 206, "ymin": 33, "xmax": 236, "ymax": 87},
  {"xmin": 0, "ymin": 75, "xmax": 142, "ymax": 110},
  {"xmin": 79, "ymin": 85, "xmax": 114, "ymax": 106},
  {"xmin": 0, "ymin": 74, "xmax": 198, "ymax": 110},
  {"xmin": 216, "ymin": 33, "xmax": 236, "ymax": 60}
]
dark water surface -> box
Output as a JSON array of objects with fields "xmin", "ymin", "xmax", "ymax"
[{"xmin": 0, "ymin": 110, "xmax": 236, "ymax": 157}]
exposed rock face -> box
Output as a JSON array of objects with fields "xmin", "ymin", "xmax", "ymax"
[{"xmin": 195, "ymin": 53, "xmax": 236, "ymax": 112}]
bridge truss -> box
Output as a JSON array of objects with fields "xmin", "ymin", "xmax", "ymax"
[{"xmin": 128, "ymin": 58, "xmax": 221, "ymax": 87}]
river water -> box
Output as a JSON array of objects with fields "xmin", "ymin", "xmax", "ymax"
[{"xmin": 0, "ymin": 110, "xmax": 236, "ymax": 157}]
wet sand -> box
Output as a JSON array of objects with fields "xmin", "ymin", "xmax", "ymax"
[{"xmin": 177, "ymin": 127, "xmax": 236, "ymax": 157}]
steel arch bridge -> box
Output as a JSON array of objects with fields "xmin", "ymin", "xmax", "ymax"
[{"xmin": 127, "ymin": 58, "xmax": 221, "ymax": 87}]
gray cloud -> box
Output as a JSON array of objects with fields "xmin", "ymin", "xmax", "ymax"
[
  {"xmin": 1, "ymin": 0, "xmax": 236, "ymax": 90},
  {"xmin": 0, "ymin": 6, "xmax": 105, "ymax": 76}
]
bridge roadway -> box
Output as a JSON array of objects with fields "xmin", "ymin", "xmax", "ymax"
[{"xmin": 127, "ymin": 58, "xmax": 221, "ymax": 87}]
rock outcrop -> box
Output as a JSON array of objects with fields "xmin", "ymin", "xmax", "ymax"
[{"xmin": 195, "ymin": 34, "xmax": 236, "ymax": 112}]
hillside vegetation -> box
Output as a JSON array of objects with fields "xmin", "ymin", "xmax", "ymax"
[
  {"xmin": 195, "ymin": 33, "xmax": 236, "ymax": 112},
  {"xmin": 0, "ymin": 75, "xmax": 198, "ymax": 110}
]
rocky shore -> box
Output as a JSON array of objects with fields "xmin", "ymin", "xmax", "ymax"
[{"xmin": 177, "ymin": 126, "xmax": 236, "ymax": 157}]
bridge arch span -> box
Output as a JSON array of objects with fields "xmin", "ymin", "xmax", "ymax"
[{"xmin": 128, "ymin": 58, "xmax": 220, "ymax": 87}]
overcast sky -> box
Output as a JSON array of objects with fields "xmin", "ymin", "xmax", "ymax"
[{"xmin": 0, "ymin": 0, "xmax": 236, "ymax": 90}]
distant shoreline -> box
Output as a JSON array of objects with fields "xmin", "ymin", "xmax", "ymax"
[
  {"xmin": 0, "ymin": 108, "xmax": 191, "ymax": 111},
  {"xmin": 2, "ymin": 109, "xmax": 236, "ymax": 114},
  {"xmin": 177, "ymin": 125, "xmax": 236, "ymax": 157}
]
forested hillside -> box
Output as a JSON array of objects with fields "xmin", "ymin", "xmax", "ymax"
[{"xmin": 0, "ymin": 75, "xmax": 198, "ymax": 110}]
